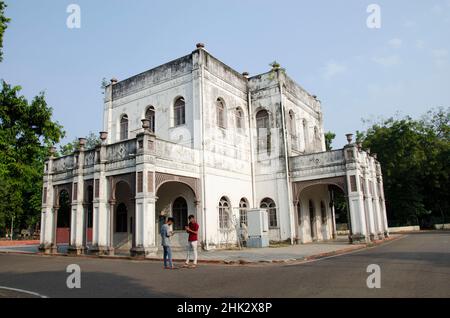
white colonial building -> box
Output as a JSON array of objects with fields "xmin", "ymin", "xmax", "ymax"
[{"xmin": 39, "ymin": 44, "xmax": 389, "ymax": 256}]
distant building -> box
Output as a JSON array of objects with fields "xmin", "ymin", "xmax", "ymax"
[{"xmin": 39, "ymin": 44, "xmax": 389, "ymax": 256}]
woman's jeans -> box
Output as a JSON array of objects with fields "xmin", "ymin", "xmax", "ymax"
[{"xmin": 163, "ymin": 246, "xmax": 173, "ymax": 268}]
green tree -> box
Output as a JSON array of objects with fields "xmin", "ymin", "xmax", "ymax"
[
  {"xmin": 0, "ymin": 81, "xmax": 64, "ymax": 233},
  {"xmin": 59, "ymin": 132, "xmax": 100, "ymax": 156},
  {"xmin": 359, "ymin": 108, "xmax": 449, "ymax": 227},
  {"xmin": 0, "ymin": 1, "xmax": 10, "ymax": 62},
  {"xmin": 324, "ymin": 131, "xmax": 336, "ymax": 151}
]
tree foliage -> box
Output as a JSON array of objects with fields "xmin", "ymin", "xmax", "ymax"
[
  {"xmin": 0, "ymin": 81, "xmax": 64, "ymax": 232},
  {"xmin": 324, "ymin": 131, "xmax": 336, "ymax": 151},
  {"xmin": 59, "ymin": 132, "xmax": 100, "ymax": 156},
  {"xmin": 0, "ymin": 1, "xmax": 10, "ymax": 62},
  {"xmin": 359, "ymin": 108, "xmax": 450, "ymax": 226}
]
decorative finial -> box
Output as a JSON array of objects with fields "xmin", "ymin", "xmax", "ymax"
[
  {"xmin": 99, "ymin": 131, "xmax": 108, "ymax": 142},
  {"xmin": 345, "ymin": 133, "xmax": 353, "ymax": 144}
]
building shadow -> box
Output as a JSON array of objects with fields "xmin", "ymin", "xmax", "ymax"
[{"xmin": 0, "ymin": 270, "xmax": 184, "ymax": 298}]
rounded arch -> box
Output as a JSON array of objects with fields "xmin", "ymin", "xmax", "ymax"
[
  {"xmin": 260, "ymin": 197, "xmax": 277, "ymax": 228},
  {"xmin": 55, "ymin": 188, "xmax": 71, "ymax": 246},
  {"xmin": 235, "ymin": 106, "xmax": 245, "ymax": 130},
  {"xmin": 172, "ymin": 196, "xmax": 188, "ymax": 231},
  {"xmin": 154, "ymin": 180, "xmax": 198, "ymax": 246},
  {"xmin": 239, "ymin": 197, "xmax": 249, "ymax": 226},
  {"xmin": 218, "ymin": 196, "xmax": 231, "ymax": 229},
  {"xmin": 57, "ymin": 189, "xmax": 71, "ymax": 228},
  {"xmin": 173, "ymin": 96, "xmax": 186, "ymax": 126},
  {"xmin": 145, "ymin": 105, "xmax": 156, "ymax": 133},
  {"xmin": 119, "ymin": 114, "xmax": 129, "ymax": 141},
  {"xmin": 216, "ymin": 98, "xmax": 226, "ymax": 129},
  {"xmin": 256, "ymin": 109, "xmax": 271, "ymax": 153},
  {"xmin": 155, "ymin": 180, "xmax": 198, "ymax": 201}
]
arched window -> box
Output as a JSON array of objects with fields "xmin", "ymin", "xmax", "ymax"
[
  {"xmin": 256, "ymin": 110, "xmax": 270, "ymax": 152},
  {"xmin": 239, "ymin": 198, "xmax": 249, "ymax": 226},
  {"xmin": 235, "ymin": 107, "xmax": 244, "ymax": 131},
  {"xmin": 320, "ymin": 201, "xmax": 327, "ymax": 224},
  {"xmin": 314, "ymin": 126, "xmax": 321, "ymax": 150},
  {"xmin": 174, "ymin": 97, "xmax": 186, "ymax": 126},
  {"xmin": 120, "ymin": 115, "xmax": 128, "ymax": 141},
  {"xmin": 116, "ymin": 203, "xmax": 127, "ymax": 233},
  {"xmin": 216, "ymin": 99, "xmax": 226, "ymax": 128},
  {"xmin": 219, "ymin": 196, "xmax": 231, "ymax": 229},
  {"xmin": 260, "ymin": 198, "xmax": 277, "ymax": 228},
  {"xmin": 289, "ymin": 110, "xmax": 298, "ymax": 150},
  {"xmin": 172, "ymin": 197, "xmax": 188, "ymax": 231},
  {"xmin": 302, "ymin": 119, "xmax": 308, "ymax": 150},
  {"xmin": 296, "ymin": 201, "xmax": 302, "ymax": 225},
  {"xmin": 145, "ymin": 106, "xmax": 155, "ymax": 133}
]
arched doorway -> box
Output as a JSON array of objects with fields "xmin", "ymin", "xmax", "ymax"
[
  {"xmin": 113, "ymin": 181, "xmax": 135, "ymax": 252},
  {"xmin": 295, "ymin": 182, "xmax": 348, "ymax": 243},
  {"xmin": 155, "ymin": 181, "xmax": 197, "ymax": 248},
  {"xmin": 56, "ymin": 189, "xmax": 71, "ymax": 251},
  {"xmin": 85, "ymin": 185, "xmax": 94, "ymax": 245}
]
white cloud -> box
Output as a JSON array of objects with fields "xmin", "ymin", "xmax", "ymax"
[
  {"xmin": 321, "ymin": 61, "xmax": 347, "ymax": 80},
  {"xmin": 432, "ymin": 48, "xmax": 449, "ymax": 59},
  {"xmin": 416, "ymin": 40, "xmax": 425, "ymax": 49},
  {"xmin": 372, "ymin": 55, "xmax": 401, "ymax": 67},
  {"xmin": 403, "ymin": 20, "xmax": 416, "ymax": 28},
  {"xmin": 431, "ymin": 48, "xmax": 449, "ymax": 66},
  {"xmin": 388, "ymin": 38, "xmax": 403, "ymax": 49},
  {"xmin": 431, "ymin": 4, "xmax": 443, "ymax": 14}
]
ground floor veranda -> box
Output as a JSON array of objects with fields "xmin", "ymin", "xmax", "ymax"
[
  {"xmin": 39, "ymin": 173, "xmax": 388, "ymax": 257},
  {"xmin": 40, "ymin": 136, "xmax": 389, "ymax": 257}
]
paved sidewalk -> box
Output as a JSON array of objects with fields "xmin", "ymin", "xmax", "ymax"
[
  {"xmin": 0, "ymin": 235, "xmax": 402, "ymax": 265},
  {"xmin": 157, "ymin": 240, "xmax": 364, "ymax": 264},
  {"xmin": 0, "ymin": 240, "xmax": 39, "ymax": 247}
]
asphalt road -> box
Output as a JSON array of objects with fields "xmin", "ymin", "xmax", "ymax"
[{"xmin": 0, "ymin": 232, "xmax": 449, "ymax": 298}]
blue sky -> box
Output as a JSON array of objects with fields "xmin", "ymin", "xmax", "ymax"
[{"xmin": 1, "ymin": 0, "xmax": 449, "ymax": 148}]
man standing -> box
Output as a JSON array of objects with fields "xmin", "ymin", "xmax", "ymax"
[
  {"xmin": 161, "ymin": 217, "xmax": 176, "ymax": 269},
  {"xmin": 184, "ymin": 215, "xmax": 199, "ymax": 268}
]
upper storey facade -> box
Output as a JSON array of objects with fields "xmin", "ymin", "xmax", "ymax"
[{"xmin": 102, "ymin": 44, "xmax": 325, "ymax": 164}]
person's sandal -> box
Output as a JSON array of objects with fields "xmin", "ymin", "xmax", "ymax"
[{"xmin": 182, "ymin": 264, "xmax": 189, "ymax": 268}]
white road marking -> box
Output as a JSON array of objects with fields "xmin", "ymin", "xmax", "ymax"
[{"xmin": 0, "ymin": 286, "xmax": 49, "ymax": 298}]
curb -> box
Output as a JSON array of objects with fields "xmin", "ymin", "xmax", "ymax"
[{"xmin": 0, "ymin": 235, "xmax": 404, "ymax": 266}]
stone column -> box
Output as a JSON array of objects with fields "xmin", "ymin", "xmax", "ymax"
[
  {"xmin": 39, "ymin": 147, "xmax": 57, "ymax": 254},
  {"xmin": 68, "ymin": 139, "xmax": 87, "ymax": 255},
  {"xmin": 329, "ymin": 188, "xmax": 337, "ymax": 239},
  {"xmin": 91, "ymin": 132, "xmax": 113, "ymax": 255},
  {"xmin": 344, "ymin": 142, "xmax": 369, "ymax": 243},
  {"xmin": 376, "ymin": 162, "xmax": 389, "ymax": 238},
  {"xmin": 130, "ymin": 120, "xmax": 158, "ymax": 257},
  {"xmin": 363, "ymin": 166, "xmax": 376, "ymax": 241}
]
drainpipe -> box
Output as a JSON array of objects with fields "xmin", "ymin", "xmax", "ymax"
[
  {"xmin": 278, "ymin": 74, "xmax": 295, "ymax": 245},
  {"xmin": 199, "ymin": 50, "xmax": 208, "ymax": 250},
  {"xmin": 244, "ymin": 72, "xmax": 257, "ymax": 208}
]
